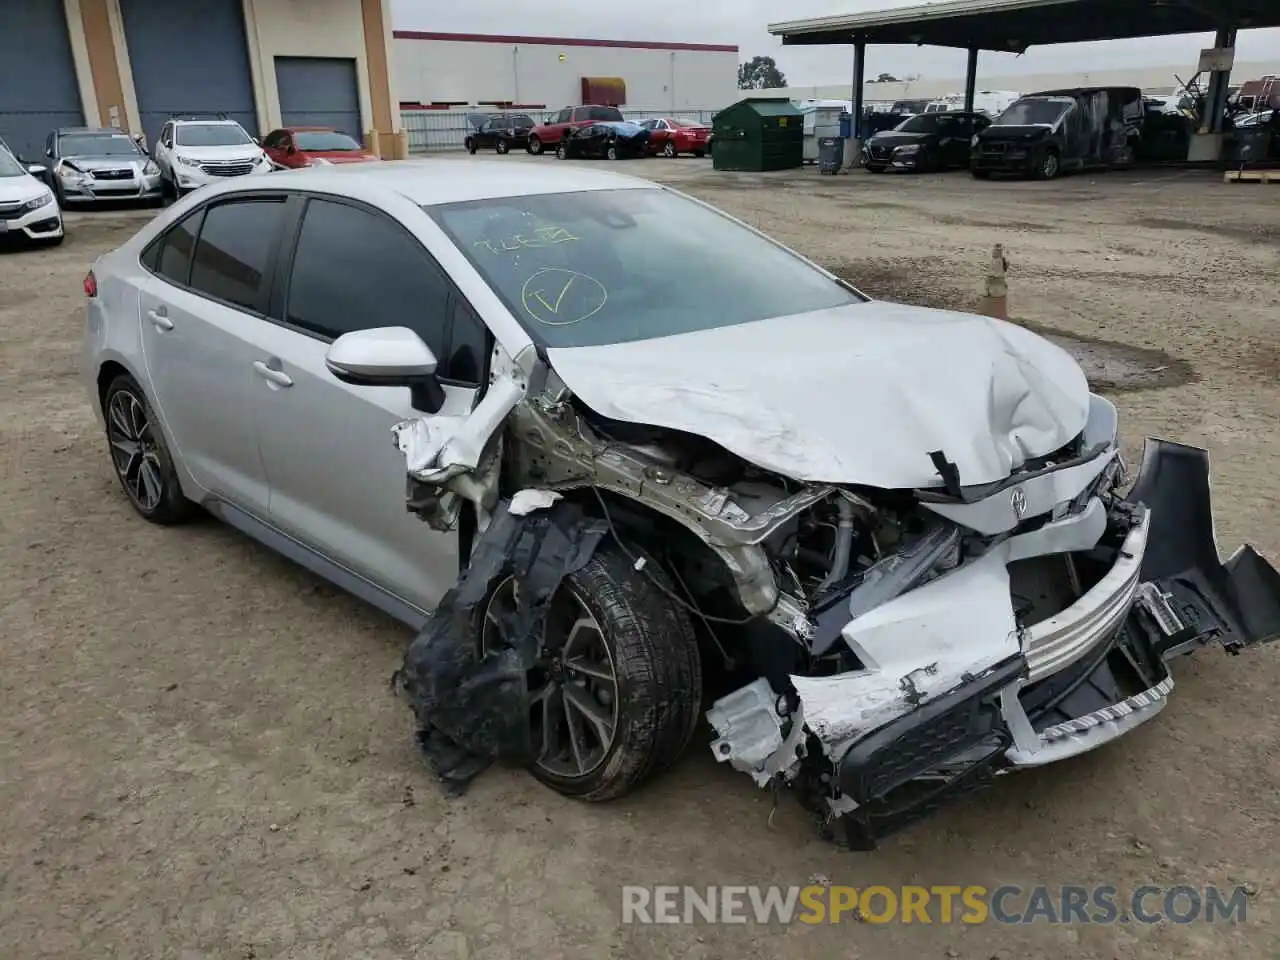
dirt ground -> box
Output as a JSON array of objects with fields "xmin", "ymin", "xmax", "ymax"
[{"xmin": 2, "ymin": 156, "xmax": 1278, "ymax": 960}]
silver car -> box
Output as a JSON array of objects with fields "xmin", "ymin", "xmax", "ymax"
[
  {"xmin": 83, "ymin": 162, "xmax": 1280, "ymax": 845},
  {"xmin": 44, "ymin": 126, "xmax": 164, "ymax": 207}
]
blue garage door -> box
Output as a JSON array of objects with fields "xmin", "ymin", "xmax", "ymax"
[
  {"xmin": 119, "ymin": 0, "xmax": 258, "ymax": 150},
  {"xmin": 0, "ymin": 0, "xmax": 84, "ymax": 160},
  {"xmin": 275, "ymin": 57, "xmax": 362, "ymax": 139}
]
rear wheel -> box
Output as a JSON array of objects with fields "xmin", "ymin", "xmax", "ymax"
[
  {"xmin": 480, "ymin": 545, "xmax": 701, "ymax": 801},
  {"xmin": 496, "ymin": 139, "xmax": 509, "ymax": 154},
  {"xmin": 465, "ymin": 137, "xmax": 477, "ymax": 155},
  {"xmin": 662, "ymin": 141, "xmax": 677, "ymax": 158},
  {"xmin": 102, "ymin": 374, "xmax": 196, "ymax": 525},
  {"xmin": 607, "ymin": 145, "xmax": 618, "ymax": 160},
  {"xmin": 527, "ymin": 136, "xmax": 543, "ymax": 155},
  {"xmin": 556, "ymin": 143, "xmax": 568, "ymax": 160}
]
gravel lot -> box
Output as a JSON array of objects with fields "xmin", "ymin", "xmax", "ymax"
[{"xmin": 2, "ymin": 156, "xmax": 1278, "ymax": 960}]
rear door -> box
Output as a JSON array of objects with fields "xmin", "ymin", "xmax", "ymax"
[
  {"xmin": 139, "ymin": 195, "xmax": 290, "ymax": 515},
  {"xmin": 249, "ymin": 194, "xmax": 486, "ymax": 614}
]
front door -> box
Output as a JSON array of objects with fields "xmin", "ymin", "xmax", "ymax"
[
  {"xmin": 250, "ymin": 196, "xmax": 485, "ymax": 614},
  {"xmin": 139, "ymin": 198, "xmax": 288, "ymax": 515}
]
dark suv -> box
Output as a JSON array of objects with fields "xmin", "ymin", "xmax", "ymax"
[{"xmin": 465, "ymin": 114, "xmax": 536, "ymax": 155}]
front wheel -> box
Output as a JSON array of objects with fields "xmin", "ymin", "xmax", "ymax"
[
  {"xmin": 496, "ymin": 139, "xmax": 509, "ymax": 155},
  {"xmin": 1035, "ymin": 149, "xmax": 1060, "ymax": 180},
  {"xmin": 556, "ymin": 144, "xmax": 568, "ymax": 160},
  {"xmin": 606, "ymin": 145, "xmax": 618, "ymax": 160},
  {"xmin": 465, "ymin": 137, "xmax": 477, "ymax": 155},
  {"xmin": 527, "ymin": 136, "xmax": 543, "ymax": 155},
  {"xmin": 481, "ymin": 545, "xmax": 702, "ymax": 801},
  {"xmin": 662, "ymin": 141, "xmax": 677, "ymax": 158}
]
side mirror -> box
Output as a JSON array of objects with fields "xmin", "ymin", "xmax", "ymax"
[
  {"xmin": 26, "ymin": 164, "xmax": 47, "ymax": 176},
  {"xmin": 325, "ymin": 327, "xmax": 445, "ymax": 413},
  {"xmin": 286, "ymin": 145, "xmax": 296, "ymax": 155}
]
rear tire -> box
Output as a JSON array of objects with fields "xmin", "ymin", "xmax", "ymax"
[
  {"xmin": 662, "ymin": 141, "xmax": 677, "ymax": 158},
  {"xmin": 607, "ymin": 145, "xmax": 618, "ymax": 160},
  {"xmin": 527, "ymin": 136, "xmax": 543, "ymax": 155},
  {"xmin": 556, "ymin": 143, "xmax": 568, "ymax": 160},
  {"xmin": 483, "ymin": 544, "xmax": 702, "ymax": 802},
  {"xmin": 465, "ymin": 137, "xmax": 477, "ymax": 155},
  {"xmin": 496, "ymin": 139, "xmax": 509, "ymax": 154},
  {"xmin": 102, "ymin": 373, "xmax": 197, "ymax": 525}
]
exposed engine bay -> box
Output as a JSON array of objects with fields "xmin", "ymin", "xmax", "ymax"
[{"xmin": 391, "ymin": 354, "xmax": 1280, "ymax": 849}]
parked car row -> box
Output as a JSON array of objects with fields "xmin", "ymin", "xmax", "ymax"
[
  {"xmin": 463, "ymin": 106, "xmax": 713, "ymax": 161},
  {"xmin": 860, "ymin": 87, "xmax": 1151, "ymax": 181}
]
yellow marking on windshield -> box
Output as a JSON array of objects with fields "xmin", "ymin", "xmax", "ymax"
[
  {"xmin": 520, "ymin": 268, "xmax": 608, "ymax": 326},
  {"xmin": 473, "ymin": 225, "xmax": 579, "ymax": 255}
]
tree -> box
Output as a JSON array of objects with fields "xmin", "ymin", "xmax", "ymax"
[
  {"xmin": 870, "ymin": 73, "xmax": 900, "ymax": 83},
  {"xmin": 738, "ymin": 56, "xmax": 787, "ymax": 90}
]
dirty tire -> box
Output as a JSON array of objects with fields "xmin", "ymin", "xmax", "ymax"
[
  {"xmin": 527, "ymin": 136, "xmax": 543, "ymax": 155},
  {"xmin": 103, "ymin": 373, "xmax": 197, "ymax": 525},
  {"xmin": 533, "ymin": 544, "xmax": 701, "ymax": 802}
]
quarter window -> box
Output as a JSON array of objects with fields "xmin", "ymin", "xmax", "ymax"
[
  {"xmin": 155, "ymin": 209, "xmax": 204, "ymax": 286},
  {"xmin": 284, "ymin": 199, "xmax": 451, "ymax": 358},
  {"xmin": 188, "ymin": 199, "xmax": 287, "ymax": 311}
]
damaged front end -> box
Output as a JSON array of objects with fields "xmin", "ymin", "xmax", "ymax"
[
  {"xmin": 390, "ymin": 351, "xmax": 1280, "ymax": 846},
  {"xmin": 706, "ymin": 432, "xmax": 1280, "ymax": 850}
]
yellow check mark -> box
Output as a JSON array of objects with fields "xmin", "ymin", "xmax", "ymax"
[{"xmin": 532, "ymin": 275, "xmax": 574, "ymax": 314}]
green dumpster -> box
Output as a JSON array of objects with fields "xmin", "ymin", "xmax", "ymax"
[{"xmin": 711, "ymin": 97, "xmax": 804, "ymax": 172}]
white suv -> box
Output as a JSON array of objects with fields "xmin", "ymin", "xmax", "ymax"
[{"xmin": 152, "ymin": 115, "xmax": 271, "ymax": 198}]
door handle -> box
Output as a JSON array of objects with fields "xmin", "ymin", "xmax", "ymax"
[
  {"xmin": 147, "ymin": 307, "xmax": 173, "ymax": 331},
  {"xmin": 253, "ymin": 359, "xmax": 293, "ymax": 387}
]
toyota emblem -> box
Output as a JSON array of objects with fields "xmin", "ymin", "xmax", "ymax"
[{"xmin": 1010, "ymin": 486, "xmax": 1028, "ymax": 519}]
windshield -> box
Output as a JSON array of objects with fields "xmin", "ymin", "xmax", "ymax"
[
  {"xmin": 508, "ymin": 114, "xmax": 534, "ymax": 126},
  {"xmin": 58, "ymin": 133, "xmax": 140, "ymax": 156},
  {"xmin": 175, "ymin": 123, "xmax": 253, "ymax": 147},
  {"xmin": 0, "ymin": 150, "xmax": 27, "ymax": 178},
  {"xmin": 428, "ymin": 188, "xmax": 863, "ymax": 349},
  {"xmin": 294, "ymin": 131, "xmax": 361, "ymax": 151},
  {"xmin": 894, "ymin": 114, "xmax": 963, "ymax": 133},
  {"xmin": 996, "ymin": 98, "xmax": 1072, "ymax": 126}
]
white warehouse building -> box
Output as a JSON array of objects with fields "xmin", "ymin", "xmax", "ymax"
[{"xmin": 393, "ymin": 30, "xmax": 740, "ymax": 113}]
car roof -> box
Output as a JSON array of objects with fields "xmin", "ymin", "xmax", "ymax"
[
  {"xmin": 242, "ymin": 158, "xmax": 654, "ymax": 206},
  {"xmin": 57, "ymin": 126, "xmax": 125, "ymax": 135}
]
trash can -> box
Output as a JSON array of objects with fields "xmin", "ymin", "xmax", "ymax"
[
  {"xmin": 838, "ymin": 112, "xmax": 853, "ymax": 139},
  {"xmin": 819, "ymin": 136, "xmax": 844, "ymax": 175}
]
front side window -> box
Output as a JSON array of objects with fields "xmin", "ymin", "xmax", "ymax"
[
  {"xmin": 175, "ymin": 123, "xmax": 253, "ymax": 147},
  {"xmin": 284, "ymin": 199, "xmax": 450, "ymax": 357},
  {"xmin": 293, "ymin": 131, "xmax": 361, "ymax": 152},
  {"xmin": 429, "ymin": 187, "xmax": 863, "ymax": 349},
  {"xmin": 0, "ymin": 150, "xmax": 26, "ymax": 178},
  {"xmin": 188, "ymin": 199, "xmax": 286, "ymax": 311}
]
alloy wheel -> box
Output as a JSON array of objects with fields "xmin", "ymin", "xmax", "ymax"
[
  {"xmin": 106, "ymin": 388, "xmax": 166, "ymax": 513},
  {"xmin": 481, "ymin": 578, "xmax": 619, "ymax": 779},
  {"xmin": 663, "ymin": 141, "xmax": 676, "ymax": 158}
]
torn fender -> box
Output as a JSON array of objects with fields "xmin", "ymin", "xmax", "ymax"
[{"xmin": 393, "ymin": 500, "xmax": 608, "ymax": 794}]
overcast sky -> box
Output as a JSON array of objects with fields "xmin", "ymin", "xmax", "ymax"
[{"xmin": 392, "ymin": 0, "xmax": 1280, "ymax": 86}]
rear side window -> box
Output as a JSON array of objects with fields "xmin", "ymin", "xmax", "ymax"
[
  {"xmin": 153, "ymin": 209, "xmax": 204, "ymax": 286},
  {"xmin": 188, "ymin": 199, "xmax": 286, "ymax": 312},
  {"xmin": 284, "ymin": 199, "xmax": 450, "ymax": 358},
  {"xmin": 587, "ymin": 107, "xmax": 624, "ymax": 122},
  {"xmin": 555, "ymin": 109, "xmax": 571, "ymax": 123}
]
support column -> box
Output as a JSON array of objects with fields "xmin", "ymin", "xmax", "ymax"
[
  {"xmin": 845, "ymin": 37, "xmax": 865, "ymax": 171},
  {"xmin": 1202, "ymin": 26, "xmax": 1236, "ymax": 135},
  {"xmin": 361, "ymin": 0, "xmax": 407, "ymax": 158},
  {"xmin": 964, "ymin": 45, "xmax": 979, "ymax": 113}
]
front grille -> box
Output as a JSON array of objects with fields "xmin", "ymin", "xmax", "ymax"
[
  {"xmin": 0, "ymin": 203, "xmax": 24, "ymax": 222},
  {"xmin": 91, "ymin": 168, "xmax": 133, "ymax": 181},
  {"xmin": 200, "ymin": 161, "xmax": 255, "ymax": 177},
  {"xmin": 869, "ymin": 145, "xmax": 891, "ymax": 159}
]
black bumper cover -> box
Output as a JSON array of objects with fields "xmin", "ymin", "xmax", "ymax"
[{"xmin": 831, "ymin": 439, "xmax": 1280, "ymax": 850}]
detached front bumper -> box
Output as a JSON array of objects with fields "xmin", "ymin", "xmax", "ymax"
[
  {"xmin": 708, "ymin": 439, "xmax": 1280, "ymax": 849},
  {"xmin": 59, "ymin": 173, "xmax": 163, "ymax": 203}
]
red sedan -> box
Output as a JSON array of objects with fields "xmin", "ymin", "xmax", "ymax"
[
  {"xmin": 640, "ymin": 118, "xmax": 711, "ymax": 157},
  {"xmin": 261, "ymin": 127, "xmax": 381, "ymax": 169}
]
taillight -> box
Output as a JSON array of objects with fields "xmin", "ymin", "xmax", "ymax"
[{"xmin": 84, "ymin": 270, "xmax": 98, "ymax": 298}]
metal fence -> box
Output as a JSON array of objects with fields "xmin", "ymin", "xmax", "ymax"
[{"xmin": 402, "ymin": 108, "xmax": 721, "ymax": 153}]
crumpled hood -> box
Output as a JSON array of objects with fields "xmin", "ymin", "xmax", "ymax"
[
  {"xmin": 545, "ymin": 302, "xmax": 1090, "ymax": 490},
  {"xmin": 63, "ymin": 154, "xmax": 145, "ymax": 171}
]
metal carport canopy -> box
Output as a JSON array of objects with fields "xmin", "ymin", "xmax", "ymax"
[{"xmin": 768, "ymin": 0, "xmax": 1280, "ymax": 51}]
